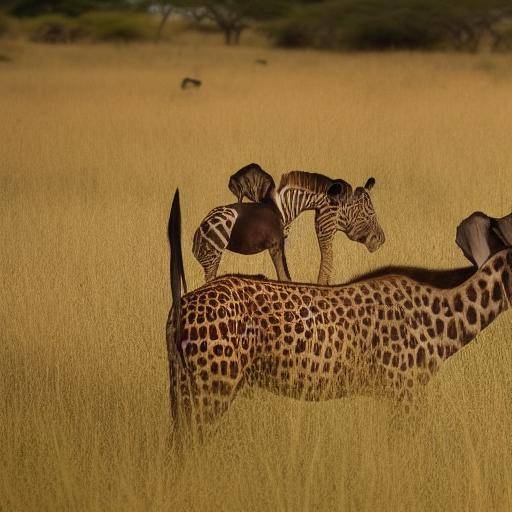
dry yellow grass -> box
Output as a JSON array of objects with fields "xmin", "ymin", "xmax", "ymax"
[{"xmin": 1, "ymin": 41, "xmax": 512, "ymax": 512}]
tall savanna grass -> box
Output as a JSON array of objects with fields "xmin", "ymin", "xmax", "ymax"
[{"xmin": 1, "ymin": 42, "xmax": 512, "ymax": 511}]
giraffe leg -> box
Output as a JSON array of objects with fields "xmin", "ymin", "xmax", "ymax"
[{"xmin": 269, "ymin": 241, "xmax": 291, "ymax": 281}]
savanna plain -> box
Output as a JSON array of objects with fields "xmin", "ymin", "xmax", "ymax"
[{"xmin": 1, "ymin": 40, "xmax": 512, "ymax": 512}]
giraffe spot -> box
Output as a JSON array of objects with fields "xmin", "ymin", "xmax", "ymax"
[
  {"xmin": 200, "ymin": 341, "xmax": 207, "ymax": 352},
  {"xmin": 409, "ymin": 337, "xmax": 418, "ymax": 349},
  {"xmin": 295, "ymin": 323, "xmax": 304, "ymax": 334},
  {"xmin": 467, "ymin": 306, "xmax": 477, "ymax": 325},
  {"xmin": 478, "ymin": 279, "xmax": 487, "ymax": 290},
  {"xmin": 200, "ymin": 371, "xmax": 208, "ymax": 382},
  {"xmin": 492, "ymin": 281, "xmax": 502, "ymax": 302},
  {"xmin": 187, "ymin": 312, "xmax": 196, "ymax": 324},
  {"xmin": 383, "ymin": 352, "xmax": 391, "ymax": 365},
  {"xmin": 211, "ymin": 362, "xmax": 218, "ymax": 374},
  {"xmin": 453, "ymin": 294, "xmax": 464, "ymax": 313},
  {"xmin": 481, "ymin": 290, "xmax": 490, "ymax": 308},
  {"xmin": 273, "ymin": 326, "xmax": 282, "ymax": 336},
  {"xmin": 198, "ymin": 357, "xmax": 207, "ymax": 367},
  {"xmin": 206, "ymin": 309, "xmax": 217, "ymax": 322},
  {"xmin": 284, "ymin": 311, "xmax": 294, "ymax": 322},
  {"xmin": 189, "ymin": 327, "xmax": 198, "ymax": 341},
  {"xmin": 466, "ymin": 285, "xmax": 477, "ymax": 302},
  {"xmin": 311, "ymin": 362, "xmax": 319, "ymax": 373},
  {"xmin": 422, "ymin": 311, "xmax": 432, "ymax": 327},
  {"xmin": 386, "ymin": 310, "xmax": 394, "ymax": 321},
  {"xmin": 354, "ymin": 294, "xmax": 362, "ymax": 305},
  {"xmin": 220, "ymin": 361, "xmax": 228, "ymax": 376},
  {"xmin": 437, "ymin": 345, "xmax": 444, "ymax": 358},
  {"xmin": 209, "ymin": 325, "xmax": 218, "ymax": 340},
  {"xmin": 323, "ymin": 362, "xmax": 331, "ymax": 373},
  {"xmin": 377, "ymin": 309, "xmax": 384, "ymax": 320},
  {"xmin": 299, "ymin": 307, "xmax": 309, "ymax": 318},
  {"xmin": 436, "ymin": 318, "xmax": 444, "ymax": 335},
  {"xmin": 408, "ymin": 353, "xmax": 414, "ymax": 367},
  {"xmin": 493, "ymin": 256, "xmax": 504, "ymax": 271},
  {"xmin": 432, "ymin": 297, "xmax": 441, "ymax": 315},
  {"xmin": 447, "ymin": 319, "xmax": 457, "ymax": 339},
  {"xmin": 392, "ymin": 355, "xmax": 399, "ymax": 367},
  {"xmin": 296, "ymin": 340, "xmax": 306, "ymax": 353},
  {"xmin": 390, "ymin": 327, "xmax": 399, "ymax": 341},
  {"xmin": 385, "ymin": 297, "xmax": 393, "ymax": 307},
  {"xmin": 416, "ymin": 347, "xmax": 426, "ymax": 368},
  {"xmin": 414, "ymin": 297, "xmax": 421, "ymax": 307},
  {"xmin": 213, "ymin": 344, "xmax": 223, "ymax": 356},
  {"xmin": 404, "ymin": 300, "xmax": 413, "ymax": 310},
  {"xmin": 229, "ymin": 361, "xmax": 238, "ymax": 378},
  {"xmin": 427, "ymin": 328, "xmax": 436, "ymax": 338},
  {"xmin": 224, "ymin": 346, "xmax": 233, "ymax": 357},
  {"xmin": 371, "ymin": 333, "xmax": 379, "ymax": 347},
  {"xmin": 422, "ymin": 295, "xmax": 430, "ymax": 306},
  {"xmin": 284, "ymin": 335, "xmax": 294, "ymax": 345},
  {"xmin": 185, "ymin": 343, "xmax": 198, "ymax": 356},
  {"xmin": 199, "ymin": 325, "xmax": 207, "ymax": 339}
]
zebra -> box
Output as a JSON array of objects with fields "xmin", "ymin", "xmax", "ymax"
[{"xmin": 192, "ymin": 164, "xmax": 385, "ymax": 284}]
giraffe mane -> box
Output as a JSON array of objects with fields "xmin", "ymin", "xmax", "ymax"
[
  {"xmin": 346, "ymin": 265, "xmax": 477, "ymax": 289},
  {"xmin": 278, "ymin": 171, "xmax": 349, "ymax": 195}
]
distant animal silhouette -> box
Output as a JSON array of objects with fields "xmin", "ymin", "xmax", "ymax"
[
  {"xmin": 167, "ymin": 190, "xmax": 512, "ymax": 442},
  {"xmin": 456, "ymin": 211, "xmax": 512, "ymax": 268},
  {"xmin": 254, "ymin": 59, "xmax": 268, "ymax": 65},
  {"xmin": 193, "ymin": 163, "xmax": 384, "ymax": 284},
  {"xmin": 181, "ymin": 77, "xmax": 202, "ymax": 90}
]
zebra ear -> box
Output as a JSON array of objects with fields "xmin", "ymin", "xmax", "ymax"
[{"xmin": 364, "ymin": 177, "xmax": 376, "ymax": 191}]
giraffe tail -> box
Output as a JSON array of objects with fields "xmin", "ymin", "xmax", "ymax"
[
  {"xmin": 167, "ymin": 189, "xmax": 188, "ymax": 452},
  {"xmin": 168, "ymin": 189, "xmax": 188, "ymax": 364}
]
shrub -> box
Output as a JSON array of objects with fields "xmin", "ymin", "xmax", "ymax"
[
  {"xmin": 265, "ymin": 0, "xmax": 453, "ymax": 51},
  {"xmin": 0, "ymin": 15, "xmax": 9, "ymax": 38},
  {"xmin": 27, "ymin": 14, "xmax": 85, "ymax": 43},
  {"xmin": 79, "ymin": 11, "xmax": 152, "ymax": 42}
]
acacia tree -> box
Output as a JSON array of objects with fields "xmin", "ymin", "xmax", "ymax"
[{"xmin": 190, "ymin": 0, "xmax": 288, "ymax": 45}]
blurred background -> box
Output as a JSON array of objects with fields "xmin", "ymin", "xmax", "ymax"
[{"xmin": 1, "ymin": 0, "xmax": 512, "ymax": 51}]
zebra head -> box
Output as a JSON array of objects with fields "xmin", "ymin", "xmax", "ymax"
[{"xmin": 329, "ymin": 177, "xmax": 385, "ymax": 253}]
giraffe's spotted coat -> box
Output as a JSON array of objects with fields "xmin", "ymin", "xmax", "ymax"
[{"xmin": 167, "ymin": 249, "xmax": 512, "ymax": 429}]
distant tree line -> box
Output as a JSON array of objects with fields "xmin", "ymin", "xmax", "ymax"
[{"xmin": 1, "ymin": 0, "xmax": 512, "ymax": 50}]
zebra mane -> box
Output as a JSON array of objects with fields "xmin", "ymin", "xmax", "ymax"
[{"xmin": 278, "ymin": 171, "xmax": 350, "ymax": 195}]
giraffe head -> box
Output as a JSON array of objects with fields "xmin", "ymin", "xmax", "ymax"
[{"xmin": 330, "ymin": 177, "xmax": 385, "ymax": 253}]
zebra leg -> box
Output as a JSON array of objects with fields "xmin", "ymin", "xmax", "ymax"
[
  {"xmin": 193, "ymin": 235, "xmax": 223, "ymax": 282},
  {"xmin": 202, "ymin": 248, "xmax": 222, "ymax": 282},
  {"xmin": 317, "ymin": 234, "xmax": 335, "ymax": 285},
  {"xmin": 315, "ymin": 212, "xmax": 336, "ymax": 285},
  {"xmin": 269, "ymin": 240, "xmax": 291, "ymax": 281}
]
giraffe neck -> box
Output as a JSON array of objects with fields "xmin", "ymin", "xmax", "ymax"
[
  {"xmin": 277, "ymin": 188, "xmax": 328, "ymax": 227},
  {"xmin": 444, "ymin": 249, "xmax": 512, "ymax": 355}
]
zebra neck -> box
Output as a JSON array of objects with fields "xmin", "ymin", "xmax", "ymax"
[{"xmin": 278, "ymin": 188, "xmax": 325, "ymax": 226}]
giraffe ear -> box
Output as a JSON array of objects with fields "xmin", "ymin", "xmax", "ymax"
[
  {"xmin": 493, "ymin": 213, "xmax": 512, "ymax": 246},
  {"xmin": 364, "ymin": 177, "xmax": 376, "ymax": 191},
  {"xmin": 456, "ymin": 212, "xmax": 505, "ymax": 268}
]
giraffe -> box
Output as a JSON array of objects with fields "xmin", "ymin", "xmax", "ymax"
[
  {"xmin": 167, "ymin": 192, "xmax": 512, "ymax": 443},
  {"xmin": 193, "ymin": 164, "xmax": 385, "ymax": 285}
]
